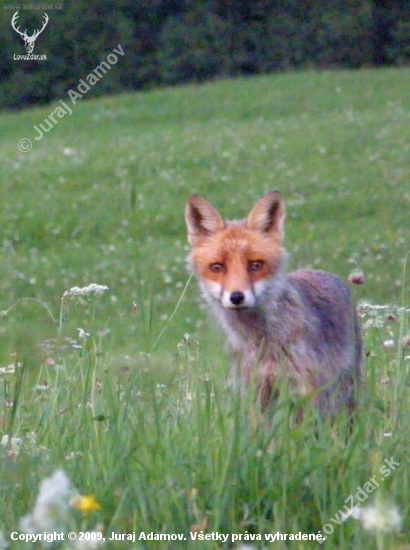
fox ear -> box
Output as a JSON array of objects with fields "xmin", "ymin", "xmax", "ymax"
[
  {"xmin": 185, "ymin": 195, "xmax": 225, "ymax": 244},
  {"xmin": 246, "ymin": 191, "xmax": 286, "ymax": 235}
]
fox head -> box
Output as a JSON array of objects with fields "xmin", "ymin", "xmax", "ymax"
[{"xmin": 185, "ymin": 192, "xmax": 287, "ymax": 309}]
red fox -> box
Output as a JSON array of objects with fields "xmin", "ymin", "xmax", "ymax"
[{"xmin": 185, "ymin": 192, "xmax": 363, "ymax": 415}]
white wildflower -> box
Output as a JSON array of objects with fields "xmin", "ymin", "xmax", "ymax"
[
  {"xmin": 65, "ymin": 451, "xmax": 84, "ymax": 461},
  {"xmin": 77, "ymin": 328, "xmax": 90, "ymax": 340},
  {"xmin": 0, "ymin": 364, "xmax": 15, "ymax": 375},
  {"xmin": 1, "ymin": 435, "xmax": 22, "ymax": 456},
  {"xmin": 383, "ymin": 339, "xmax": 395, "ymax": 349},
  {"xmin": 359, "ymin": 302, "xmax": 390, "ymax": 311},
  {"xmin": 359, "ymin": 301, "xmax": 410, "ymax": 315},
  {"xmin": 62, "ymin": 284, "xmax": 109, "ymax": 300},
  {"xmin": 349, "ymin": 503, "xmax": 402, "ymax": 532},
  {"xmin": 363, "ymin": 318, "xmax": 384, "ymax": 329},
  {"xmin": 0, "ymin": 363, "xmax": 22, "ymax": 375},
  {"xmin": 20, "ymin": 470, "xmax": 71, "ymax": 535},
  {"xmin": 35, "ymin": 383, "xmax": 50, "ymax": 391}
]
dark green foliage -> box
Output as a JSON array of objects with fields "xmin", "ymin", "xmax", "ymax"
[{"xmin": 1, "ymin": 0, "xmax": 410, "ymax": 110}]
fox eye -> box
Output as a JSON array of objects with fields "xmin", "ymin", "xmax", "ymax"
[
  {"xmin": 248, "ymin": 260, "xmax": 265, "ymax": 273},
  {"xmin": 209, "ymin": 263, "xmax": 224, "ymax": 273}
]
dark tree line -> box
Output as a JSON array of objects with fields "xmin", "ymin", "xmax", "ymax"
[{"xmin": 0, "ymin": 0, "xmax": 409, "ymax": 110}]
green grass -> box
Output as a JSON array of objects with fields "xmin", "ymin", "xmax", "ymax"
[{"xmin": 0, "ymin": 68, "xmax": 409, "ymax": 549}]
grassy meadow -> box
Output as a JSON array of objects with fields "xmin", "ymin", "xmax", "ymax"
[{"xmin": 0, "ymin": 68, "xmax": 409, "ymax": 549}]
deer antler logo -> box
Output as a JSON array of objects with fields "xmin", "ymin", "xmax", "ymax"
[{"xmin": 11, "ymin": 11, "xmax": 49, "ymax": 54}]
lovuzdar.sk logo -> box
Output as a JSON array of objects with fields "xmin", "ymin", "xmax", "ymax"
[{"xmin": 11, "ymin": 10, "xmax": 48, "ymax": 60}]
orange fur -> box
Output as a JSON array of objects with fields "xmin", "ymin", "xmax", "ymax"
[{"xmin": 191, "ymin": 224, "xmax": 283, "ymax": 293}]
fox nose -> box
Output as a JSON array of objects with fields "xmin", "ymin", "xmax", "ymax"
[{"xmin": 230, "ymin": 291, "xmax": 245, "ymax": 306}]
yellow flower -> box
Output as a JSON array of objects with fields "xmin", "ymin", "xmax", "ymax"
[{"xmin": 71, "ymin": 494, "xmax": 101, "ymax": 515}]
